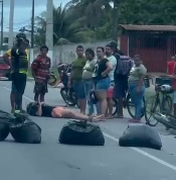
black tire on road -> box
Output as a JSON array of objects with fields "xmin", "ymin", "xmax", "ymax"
[
  {"xmin": 59, "ymin": 121, "xmax": 105, "ymax": 146},
  {"xmin": 60, "ymin": 87, "xmax": 76, "ymax": 106},
  {"xmin": 10, "ymin": 121, "xmax": 41, "ymax": 144},
  {"xmin": 0, "ymin": 121, "xmax": 9, "ymax": 141}
]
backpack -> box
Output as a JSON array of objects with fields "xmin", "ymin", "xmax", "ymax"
[{"xmin": 114, "ymin": 54, "xmax": 133, "ymax": 76}]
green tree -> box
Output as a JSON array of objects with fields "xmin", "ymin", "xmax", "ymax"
[
  {"xmin": 34, "ymin": 3, "xmax": 98, "ymax": 46},
  {"xmin": 34, "ymin": 0, "xmax": 176, "ymax": 45}
]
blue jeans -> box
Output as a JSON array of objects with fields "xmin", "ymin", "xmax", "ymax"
[
  {"xmin": 84, "ymin": 79, "xmax": 99, "ymax": 115},
  {"xmin": 128, "ymin": 83, "xmax": 145, "ymax": 120},
  {"xmin": 72, "ymin": 80, "xmax": 86, "ymax": 99}
]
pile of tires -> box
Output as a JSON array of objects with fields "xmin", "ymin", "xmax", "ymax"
[{"xmin": 0, "ymin": 110, "xmax": 41, "ymax": 144}]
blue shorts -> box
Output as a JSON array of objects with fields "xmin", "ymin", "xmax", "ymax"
[
  {"xmin": 94, "ymin": 77, "xmax": 110, "ymax": 91},
  {"xmin": 72, "ymin": 80, "xmax": 86, "ymax": 99}
]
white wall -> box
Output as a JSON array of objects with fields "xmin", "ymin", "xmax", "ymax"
[{"xmin": 31, "ymin": 39, "xmax": 120, "ymax": 67}]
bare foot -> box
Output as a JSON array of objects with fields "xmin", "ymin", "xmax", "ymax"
[{"xmin": 92, "ymin": 114, "xmax": 105, "ymax": 122}]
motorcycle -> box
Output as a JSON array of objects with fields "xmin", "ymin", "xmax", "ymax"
[{"xmin": 57, "ymin": 63, "xmax": 78, "ymax": 107}]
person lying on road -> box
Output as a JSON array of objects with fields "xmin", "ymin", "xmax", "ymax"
[{"xmin": 27, "ymin": 102, "xmax": 104, "ymax": 122}]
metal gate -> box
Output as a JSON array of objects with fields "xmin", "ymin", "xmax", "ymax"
[
  {"xmin": 129, "ymin": 35, "xmax": 167, "ymax": 72},
  {"xmin": 170, "ymin": 37, "xmax": 176, "ymax": 56}
]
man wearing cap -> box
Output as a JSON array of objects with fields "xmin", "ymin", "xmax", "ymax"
[
  {"xmin": 109, "ymin": 41, "xmax": 131, "ymax": 118},
  {"xmin": 3, "ymin": 34, "xmax": 29, "ymax": 113},
  {"xmin": 10, "ymin": 33, "xmax": 28, "ymax": 115}
]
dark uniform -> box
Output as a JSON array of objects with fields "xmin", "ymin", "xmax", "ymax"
[{"xmin": 11, "ymin": 46, "xmax": 28, "ymax": 113}]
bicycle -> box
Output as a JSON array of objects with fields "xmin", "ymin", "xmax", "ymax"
[
  {"xmin": 112, "ymin": 75, "xmax": 150, "ymax": 120},
  {"xmin": 145, "ymin": 76, "xmax": 173, "ymax": 127}
]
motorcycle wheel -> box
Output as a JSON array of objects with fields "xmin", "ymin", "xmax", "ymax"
[{"xmin": 60, "ymin": 87, "xmax": 76, "ymax": 106}]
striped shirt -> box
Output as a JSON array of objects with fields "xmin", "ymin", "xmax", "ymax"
[{"xmin": 31, "ymin": 55, "xmax": 51, "ymax": 81}]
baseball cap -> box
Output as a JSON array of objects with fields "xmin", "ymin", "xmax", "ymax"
[
  {"xmin": 16, "ymin": 33, "xmax": 26, "ymax": 41},
  {"xmin": 109, "ymin": 41, "xmax": 118, "ymax": 48}
]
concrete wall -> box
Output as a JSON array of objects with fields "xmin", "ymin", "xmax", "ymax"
[
  {"xmin": 32, "ymin": 40, "xmax": 108, "ymax": 66},
  {"xmin": 32, "ymin": 39, "xmax": 120, "ymax": 67}
]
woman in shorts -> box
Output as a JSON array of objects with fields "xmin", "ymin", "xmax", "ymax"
[
  {"xmin": 27, "ymin": 102, "xmax": 104, "ymax": 122},
  {"xmin": 92, "ymin": 47, "xmax": 112, "ymax": 115}
]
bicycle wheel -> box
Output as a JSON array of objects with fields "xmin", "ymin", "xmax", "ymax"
[
  {"xmin": 162, "ymin": 95, "xmax": 172, "ymax": 114},
  {"xmin": 126, "ymin": 94, "xmax": 145, "ymax": 119},
  {"xmin": 145, "ymin": 96, "xmax": 159, "ymax": 127},
  {"xmin": 112, "ymin": 98, "xmax": 119, "ymax": 116}
]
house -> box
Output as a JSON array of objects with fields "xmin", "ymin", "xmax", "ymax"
[{"xmin": 119, "ymin": 24, "xmax": 176, "ymax": 72}]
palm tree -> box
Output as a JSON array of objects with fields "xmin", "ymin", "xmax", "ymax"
[
  {"xmin": 70, "ymin": 0, "xmax": 120, "ymax": 41},
  {"xmin": 34, "ymin": 3, "xmax": 98, "ymax": 46}
]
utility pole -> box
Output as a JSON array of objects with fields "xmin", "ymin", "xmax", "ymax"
[
  {"xmin": 0, "ymin": 0, "xmax": 3, "ymax": 52},
  {"xmin": 46, "ymin": 0, "xmax": 53, "ymax": 66},
  {"xmin": 8, "ymin": 0, "xmax": 14, "ymax": 48},
  {"xmin": 30, "ymin": 0, "xmax": 35, "ymax": 65},
  {"xmin": 31, "ymin": 0, "xmax": 34, "ymax": 49},
  {"xmin": 112, "ymin": 0, "xmax": 119, "ymax": 43}
]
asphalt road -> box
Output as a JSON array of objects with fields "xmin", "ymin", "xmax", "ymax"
[{"xmin": 0, "ymin": 81, "xmax": 176, "ymax": 180}]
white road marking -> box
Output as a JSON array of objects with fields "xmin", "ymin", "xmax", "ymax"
[
  {"xmin": 3, "ymin": 87, "xmax": 32, "ymax": 101},
  {"xmin": 103, "ymin": 133, "xmax": 176, "ymax": 171},
  {"xmin": 2, "ymin": 85, "xmax": 176, "ymax": 172}
]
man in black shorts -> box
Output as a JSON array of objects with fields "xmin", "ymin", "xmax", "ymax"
[{"xmin": 11, "ymin": 33, "xmax": 28, "ymax": 115}]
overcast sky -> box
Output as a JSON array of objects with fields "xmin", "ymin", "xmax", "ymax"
[{"xmin": 3, "ymin": 0, "xmax": 69, "ymax": 32}]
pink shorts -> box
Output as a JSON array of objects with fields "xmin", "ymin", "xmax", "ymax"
[{"xmin": 107, "ymin": 86, "xmax": 113, "ymax": 98}]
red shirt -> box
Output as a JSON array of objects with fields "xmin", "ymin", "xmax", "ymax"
[
  {"xmin": 31, "ymin": 55, "xmax": 51, "ymax": 82},
  {"xmin": 167, "ymin": 60, "xmax": 176, "ymax": 75}
]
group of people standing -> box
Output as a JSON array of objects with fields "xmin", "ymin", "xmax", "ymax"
[
  {"xmin": 68, "ymin": 42, "xmax": 147, "ymax": 122},
  {"xmin": 3, "ymin": 33, "xmax": 52, "ymax": 115},
  {"xmin": 3, "ymin": 33, "xmax": 147, "ymax": 123}
]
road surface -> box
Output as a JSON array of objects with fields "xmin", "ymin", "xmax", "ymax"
[{"xmin": 0, "ymin": 81, "xmax": 176, "ymax": 180}]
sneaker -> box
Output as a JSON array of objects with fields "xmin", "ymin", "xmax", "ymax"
[
  {"xmin": 20, "ymin": 109, "xmax": 27, "ymax": 113},
  {"xmin": 14, "ymin": 110, "xmax": 20, "ymax": 114}
]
